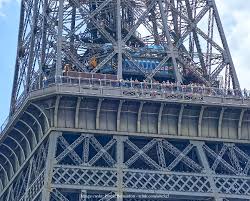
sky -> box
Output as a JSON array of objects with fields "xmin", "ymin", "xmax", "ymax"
[{"xmin": 0, "ymin": 0, "xmax": 250, "ymax": 126}]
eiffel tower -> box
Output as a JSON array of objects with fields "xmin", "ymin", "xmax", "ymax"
[{"xmin": 1, "ymin": 0, "xmax": 250, "ymax": 200}]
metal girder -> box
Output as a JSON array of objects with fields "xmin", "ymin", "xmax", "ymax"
[
  {"xmin": 3, "ymin": 0, "xmax": 248, "ymax": 200},
  {"xmin": 218, "ymin": 107, "xmax": 225, "ymax": 138},
  {"xmin": 204, "ymin": 144, "xmax": 237, "ymax": 174},
  {"xmin": 137, "ymin": 102, "xmax": 144, "ymax": 133},
  {"xmin": 156, "ymin": 139, "xmax": 166, "ymax": 169},
  {"xmin": 157, "ymin": 103, "xmax": 164, "ymax": 134},
  {"xmin": 75, "ymin": 97, "xmax": 81, "ymax": 128},
  {"xmin": 117, "ymin": 100, "xmax": 124, "ymax": 132},
  {"xmin": 1, "ymin": 144, "xmax": 20, "ymax": 170},
  {"xmin": 24, "ymin": 111, "xmax": 43, "ymax": 140},
  {"xmin": 123, "ymin": 0, "xmax": 157, "ymax": 43},
  {"xmin": 13, "ymin": 127, "xmax": 32, "ymax": 154},
  {"xmin": 83, "ymin": 135, "xmax": 90, "ymax": 165},
  {"xmin": 0, "ymin": 163, "xmax": 9, "ymax": 185},
  {"xmin": 238, "ymin": 109, "xmax": 245, "ymax": 140},
  {"xmin": 2, "ymin": 130, "xmax": 250, "ymax": 200},
  {"xmin": 19, "ymin": 119, "xmax": 38, "ymax": 145},
  {"xmin": 185, "ymin": 0, "xmax": 207, "ymax": 75},
  {"xmin": 158, "ymin": 0, "xmax": 182, "ymax": 84},
  {"xmin": 209, "ymin": 0, "xmax": 240, "ymax": 90},
  {"xmin": 30, "ymin": 103, "xmax": 50, "ymax": 129},
  {"xmin": 233, "ymin": 146, "xmax": 250, "ymax": 175},
  {"xmin": 178, "ymin": 104, "xmax": 185, "ymax": 136},
  {"xmin": 89, "ymin": 135, "xmax": 116, "ymax": 167},
  {"xmin": 146, "ymin": 56, "xmax": 170, "ymax": 80},
  {"xmin": 0, "ymin": 153, "xmax": 14, "ymax": 178},
  {"xmin": 54, "ymin": 96, "xmax": 61, "ymax": 128},
  {"xmin": 167, "ymin": 143, "xmax": 194, "ymax": 171},
  {"xmin": 198, "ymin": 106, "xmax": 206, "ymax": 137},
  {"xmin": 9, "ymin": 0, "xmax": 242, "ymax": 116},
  {"xmin": 57, "ymin": 135, "xmax": 83, "ymax": 165},
  {"xmin": 7, "ymin": 135, "xmax": 26, "ymax": 162},
  {"xmin": 162, "ymin": 140, "xmax": 203, "ymax": 172},
  {"xmin": 96, "ymin": 99, "xmax": 103, "ymax": 130},
  {"xmin": 56, "ymin": 135, "xmax": 86, "ymax": 163},
  {"xmin": 42, "ymin": 132, "xmax": 60, "ymax": 201},
  {"xmin": 125, "ymin": 138, "xmax": 161, "ymax": 170}
]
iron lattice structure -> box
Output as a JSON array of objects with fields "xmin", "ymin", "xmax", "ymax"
[
  {"xmin": 11, "ymin": 0, "xmax": 240, "ymax": 114},
  {"xmin": 1, "ymin": 0, "xmax": 250, "ymax": 201}
]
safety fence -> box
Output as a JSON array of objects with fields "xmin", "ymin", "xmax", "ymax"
[{"xmin": 1, "ymin": 76, "xmax": 249, "ymax": 134}]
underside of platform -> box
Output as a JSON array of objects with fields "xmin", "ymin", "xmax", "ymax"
[{"xmin": 0, "ymin": 87, "xmax": 250, "ymax": 201}]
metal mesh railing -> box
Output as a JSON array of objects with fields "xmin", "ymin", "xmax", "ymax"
[
  {"xmin": 40, "ymin": 76, "xmax": 247, "ymax": 99},
  {"xmin": 1, "ymin": 75, "xmax": 249, "ymax": 135}
]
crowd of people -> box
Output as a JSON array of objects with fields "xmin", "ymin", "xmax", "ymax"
[{"xmin": 40, "ymin": 75, "xmax": 249, "ymax": 99}]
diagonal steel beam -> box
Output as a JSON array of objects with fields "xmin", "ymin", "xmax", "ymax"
[
  {"xmin": 56, "ymin": 135, "xmax": 86, "ymax": 163},
  {"xmin": 147, "ymin": 56, "xmax": 170, "ymax": 80},
  {"xmin": 185, "ymin": 0, "xmax": 207, "ymax": 76},
  {"xmin": 57, "ymin": 136, "xmax": 83, "ymax": 165},
  {"xmin": 89, "ymin": 136, "xmax": 116, "ymax": 166},
  {"xmin": 123, "ymin": 0, "xmax": 157, "ymax": 43},
  {"xmin": 162, "ymin": 140, "xmax": 203, "ymax": 172},
  {"xmin": 125, "ymin": 139, "xmax": 161, "ymax": 170},
  {"xmin": 167, "ymin": 143, "xmax": 194, "ymax": 171},
  {"xmin": 91, "ymin": 51, "xmax": 117, "ymax": 73},
  {"xmin": 203, "ymin": 144, "xmax": 237, "ymax": 174},
  {"xmin": 88, "ymin": 138, "xmax": 116, "ymax": 166}
]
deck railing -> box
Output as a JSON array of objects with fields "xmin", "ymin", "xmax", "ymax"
[{"xmin": 1, "ymin": 75, "xmax": 249, "ymax": 134}]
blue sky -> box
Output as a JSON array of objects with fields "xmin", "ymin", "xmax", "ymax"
[
  {"xmin": 0, "ymin": 0, "xmax": 19, "ymax": 127},
  {"xmin": 0, "ymin": 0, "xmax": 250, "ymax": 126}
]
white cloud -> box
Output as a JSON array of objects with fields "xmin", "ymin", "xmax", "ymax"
[{"xmin": 215, "ymin": 0, "xmax": 250, "ymax": 89}]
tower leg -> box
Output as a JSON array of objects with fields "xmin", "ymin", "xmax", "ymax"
[
  {"xmin": 115, "ymin": 136, "xmax": 126, "ymax": 201},
  {"xmin": 192, "ymin": 141, "xmax": 224, "ymax": 201},
  {"xmin": 42, "ymin": 132, "xmax": 60, "ymax": 201}
]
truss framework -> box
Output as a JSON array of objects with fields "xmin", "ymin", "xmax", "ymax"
[
  {"xmin": 1, "ymin": 131, "xmax": 250, "ymax": 201},
  {"xmin": 11, "ymin": 0, "xmax": 241, "ymax": 114}
]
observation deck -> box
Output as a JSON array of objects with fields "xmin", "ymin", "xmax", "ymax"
[
  {"xmin": 1, "ymin": 75, "xmax": 250, "ymax": 142},
  {"xmin": 1, "ymin": 75, "xmax": 250, "ymax": 201}
]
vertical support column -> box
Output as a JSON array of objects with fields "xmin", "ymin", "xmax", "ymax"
[
  {"xmin": 238, "ymin": 109, "xmax": 245, "ymax": 140},
  {"xmin": 54, "ymin": 96, "xmax": 61, "ymax": 128},
  {"xmin": 158, "ymin": 103, "xmax": 164, "ymax": 134},
  {"xmin": 26, "ymin": 0, "xmax": 39, "ymax": 92},
  {"xmin": 198, "ymin": 106, "xmax": 206, "ymax": 137},
  {"xmin": 115, "ymin": 136, "xmax": 126, "ymax": 201},
  {"xmin": 117, "ymin": 100, "xmax": 124, "ymax": 132},
  {"xmin": 137, "ymin": 102, "xmax": 144, "ymax": 133},
  {"xmin": 56, "ymin": 0, "xmax": 64, "ymax": 77},
  {"xmin": 192, "ymin": 141, "xmax": 222, "ymax": 201},
  {"xmin": 116, "ymin": 0, "xmax": 123, "ymax": 79},
  {"xmin": 40, "ymin": 0, "xmax": 48, "ymax": 71},
  {"xmin": 218, "ymin": 107, "xmax": 225, "ymax": 138},
  {"xmin": 42, "ymin": 131, "xmax": 61, "ymax": 201},
  {"xmin": 10, "ymin": 0, "xmax": 26, "ymax": 114},
  {"xmin": 178, "ymin": 104, "xmax": 185, "ymax": 136},
  {"xmin": 96, "ymin": 99, "xmax": 103, "ymax": 129},
  {"xmin": 75, "ymin": 97, "xmax": 82, "ymax": 128},
  {"xmin": 70, "ymin": 5, "xmax": 76, "ymax": 52},
  {"xmin": 158, "ymin": 0, "xmax": 182, "ymax": 84}
]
